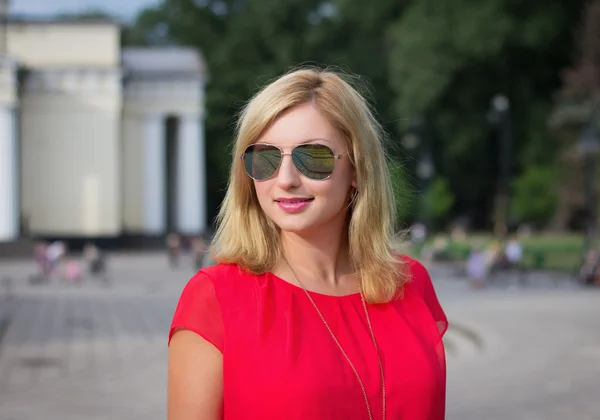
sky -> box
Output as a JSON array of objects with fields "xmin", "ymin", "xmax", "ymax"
[{"xmin": 10, "ymin": 0, "xmax": 160, "ymax": 21}]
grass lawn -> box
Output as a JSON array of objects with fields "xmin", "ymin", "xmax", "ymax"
[{"xmin": 413, "ymin": 233, "xmax": 588, "ymax": 273}]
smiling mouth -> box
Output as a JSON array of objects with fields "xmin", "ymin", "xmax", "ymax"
[{"xmin": 275, "ymin": 198, "xmax": 314, "ymax": 203}]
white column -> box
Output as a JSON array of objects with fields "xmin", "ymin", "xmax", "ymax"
[
  {"xmin": 176, "ymin": 113, "xmax": 206, "ymax": 234},
  {"xmin": 142, "ymin": 114, "xmax": 166, "ymax": 234},
  {"xmin": 121, "ymin": 116, "xmax": 141, "ymax": 231},
  {"xmin": 0, "ymin": 107, "xmax": 17, "ymax": 242}
]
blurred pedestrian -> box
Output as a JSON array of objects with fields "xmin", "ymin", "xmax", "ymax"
[
  {"xmin": 579, "ymin": 248, "xmax": 600, "ymax": 286},
  {"xmin": 191, "ymin": 236, "xmax": 208, "ymax": 270},
  {"xmin": 33, "ymin": 241, "xmax": 51, "ymax": 278},
  {"xmin": 84, "ymin": 242, "xmax": 109, "ymax": 283},
  {"xmin": 411, "ymin": 222, "xmax": 427, "ymax": 244},
  {"xmin": 64, "ymin": 259, "xmax": 82, "ymax": 284},
  {"xmin": 46, "ymin": 240, "xmax": 66, "ymax": 278},
  {"xmin": 466, "ymin": 243, "xmax": 487, "ymax": 289},
  {"xmin": 166, "ymin": 233, "xmax": 182, "ymax": 268},
  {"xmin": 504, "ymin": 235, "xmax": 523, "ymax": 268},
  {"xmin": 485, "ymin": 240, "xmax": 503, "ymax": 272}
]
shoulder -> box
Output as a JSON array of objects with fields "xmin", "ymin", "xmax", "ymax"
[
  {"xmin": 397, "ymin": 254, "xmax": 433, "ymax": 293},
  {"xmin": 186, "ymin": 263, "xmax": 265, "ymax": 300},
  {"xmin": 170, "ymin": 267, "xmax": 232, "ymax": 350},
  {"xmin": 176, "ymin": 264, "xmax": 241, "ymax": 304},
  {"xmin": 200, "ymin": 263, "xmax": 245, "ymax": 282},
  {"xmin": 400, "ymin": 254, "xmax": 429, "ymax": 275},
  {"xmin": 397, "ymin": 255, "xmax": 448, "ymax": 337}
]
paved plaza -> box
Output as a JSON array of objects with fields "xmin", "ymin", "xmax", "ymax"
[
  {"xmin": 0, "ymin": 253, "xmax": 188, "ymax": 420},
  {"xmin": 0, "ymin": 253, "xmax": 598, "ymax": 419}
]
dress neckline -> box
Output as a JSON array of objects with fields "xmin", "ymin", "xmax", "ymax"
[{"xmin": 267, "ymin": 271, "xmax": 362, "ymax": 299}]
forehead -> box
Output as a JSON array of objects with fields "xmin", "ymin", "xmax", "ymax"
[{"xmin": 256, "ymin": 102, "xmax": 345, "ymax": 149}]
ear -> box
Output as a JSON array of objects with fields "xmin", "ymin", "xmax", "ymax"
[{"xmin": 351, "ymin": 180, "xmax": 358, "ymax": 189}]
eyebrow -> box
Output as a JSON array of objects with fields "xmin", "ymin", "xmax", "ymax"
[
  {"xmin": 302, "ymin": 138, "xmax": 334, "ymax": 146},
  {"xmin": 252, "ymin": 138, "xmax": 336, "ymax": 148}
]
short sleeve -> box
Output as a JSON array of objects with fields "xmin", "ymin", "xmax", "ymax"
[
  {"xmin": 406, "ymin": 257, "xmax": 449, "ymax": 338},
  {"xmin": 169, "ymin": 271, "xmax": 224, "ymax": 352}
]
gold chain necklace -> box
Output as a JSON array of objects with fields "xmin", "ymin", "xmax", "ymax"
[{"xmin": 283, "ymin": 258, "xmax": 386, "ymax": 420}]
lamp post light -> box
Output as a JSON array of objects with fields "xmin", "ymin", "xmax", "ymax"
[
  {"xmin": 577, "ymin": 119, "xmax": 600, "ymax": 253},
  {"xmin": 416, "ymin": 153, "xmax": 435, "ymax": 181},
  {"xmin": 488, "ymin": 94, "xmax": 512, "ymax": 238},
  {"xmin": 402, "ymin": 115, "xmax": 422, "ymax": 151}
]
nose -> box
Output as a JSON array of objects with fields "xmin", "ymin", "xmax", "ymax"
[{"xmin": 275, "ymin": 154, "xmax": 301, "ymax": 190}]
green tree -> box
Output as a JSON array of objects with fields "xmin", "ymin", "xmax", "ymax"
[
  {"xmin": 424, "ymin": 177, "xmax": 455, "ymax": 229},
  {"xmin": 511, "ymin": 165, "xmax": 559, "ymax": 227},
  {"xmin": 388, "ymin": 159, "xmax": 417, "ymax": 225},
  {"xmin": 124, "ymin": 0, "xmax": 585, "ymax": 231},
  {"xmin": 386, "ymin": 0, "xmax": 584, "ymax": 228}
]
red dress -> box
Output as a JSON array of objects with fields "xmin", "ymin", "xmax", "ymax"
[{"xmin": 169, "ymin": 256, "xmax": 448, "ymax": 419}]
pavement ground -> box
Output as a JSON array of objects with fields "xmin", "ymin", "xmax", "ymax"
[{"xmin": 0, "ymin": 253, "xmax": 598, "ymax": 419}]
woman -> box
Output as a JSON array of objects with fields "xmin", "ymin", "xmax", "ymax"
[{"xmin": 168, "ymin": 68, "xmax": 448, "ymax": 420}]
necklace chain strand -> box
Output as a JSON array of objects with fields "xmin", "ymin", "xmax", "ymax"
[{"xmin": 282, "ymin": 258, "xmax": 386, "ymax": 420}]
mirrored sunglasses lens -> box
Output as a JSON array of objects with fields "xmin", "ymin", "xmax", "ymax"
[
  {"xmin": 243, "ymin": 145, "xmax": 281, "ymax": 180},
  {"xmin": 292, "ymin": 144, "xmax": 335, "ymax": 180}
]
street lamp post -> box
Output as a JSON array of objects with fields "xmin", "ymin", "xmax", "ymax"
[
  {"xmin": 578, "ymin": 119, "xmax": 600, "ymax": 253},
  {"xmin": 416, "ymin": 153, "xmax": 435, "ymax": 235},
  {"xmin": 411, "ymin": 115, "xmax": 435, "ymax": 232},
  {"xmin": 402, "ymin": 115, "xmax": 435, "ymax": 231},
  {"xmin": 488, "ymin": 94, "xmax": 512, "ymax": 238},
  {"xmin": 0, "ymin": 0, "xmax": 9, "ymax": 54}
]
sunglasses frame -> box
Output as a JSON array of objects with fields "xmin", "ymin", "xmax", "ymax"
[{"xmin": 241, "ymin": 143, "xmax": 345, "ymax": 181}]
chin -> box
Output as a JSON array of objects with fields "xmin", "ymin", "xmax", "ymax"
[
  {"xmin": 275, "ymin": 213, "xmax": 343, "ymax": 236},
  {"xmin": 263, "ymin": 204, "xmax": 347, "ymax": 236},
  {"xmin": 274, "ymin": 218, "xmax": 318, "ymax": 234}
]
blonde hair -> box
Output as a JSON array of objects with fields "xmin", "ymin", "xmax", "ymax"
[{"xmin": 210, "ymin": 67, "xmax": 408, "ymax": 303}]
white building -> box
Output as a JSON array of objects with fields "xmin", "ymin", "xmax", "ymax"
[{"xmin": 0, "ymin": 17, "xmax": 208, "ymax": 243}]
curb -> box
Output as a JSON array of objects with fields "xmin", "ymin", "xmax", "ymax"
[
  {"xmin": 448, "ymin": 322, "xmax": 484, "ymax": 349},
  {"xmin": 443, "ymin": 320, "xmax": 485, "ymax": 360}
]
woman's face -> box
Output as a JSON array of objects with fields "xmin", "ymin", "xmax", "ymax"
[{"xmin": 251, "ymin": 102, "xmax": 355, "ymax": 236}]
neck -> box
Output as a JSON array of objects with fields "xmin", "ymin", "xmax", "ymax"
[{"xmin": 279, "ymin": 222, "xmax": 355, "ymax": 289}]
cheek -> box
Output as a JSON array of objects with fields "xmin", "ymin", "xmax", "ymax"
[
  {"xmin": 328, "ymin": 163, "xmax": 354, "ymax": 196},
  {"xmin": 310, "ymin": 179, "xmax": 351, "ymax": 207},
  {"xmin": 253, "ymin": 181, "xmax": 272, "ymax": 208},
  {"xmin": 326, "ymin": 168, "xmax": 354, "ymax": 208}
]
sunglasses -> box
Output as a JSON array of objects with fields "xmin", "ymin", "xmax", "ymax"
[{"xmin": 241, "ymin": 143, "xmax": 344, "ymax": 181}]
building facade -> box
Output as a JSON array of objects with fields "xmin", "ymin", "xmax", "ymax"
[{"xmin": 0, "ymin": 18, "xmax": 208, "ymax": 242}]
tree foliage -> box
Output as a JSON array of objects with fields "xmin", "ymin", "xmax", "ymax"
[
  {"xmin": 386, "ymin": 0, "xmax": 583, "ymax": 227},
  {"xmin": 122, "ymin": 0, "xmax": 586, "ymax": 230},
  {"xmin": 561, "ymin": 0, "xmax": 600, "ymax": 100},
  {"xmin": 388, "ymin": 159, "xmax": 417, "ymax": 225},
  {"xmin": 512, "ymin": 165, "xmax": 559, "ymax": 227},
  {"xmin": 425, "ymin": 177, "xmax": 455, "ymax": 229}
]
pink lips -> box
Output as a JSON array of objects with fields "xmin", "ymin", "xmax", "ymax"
[{"xmin": 275, "ymin": 197, "xmax": 314, "ymax": 213}]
